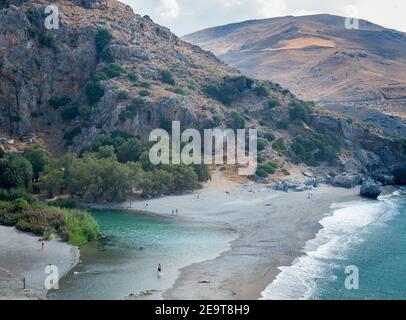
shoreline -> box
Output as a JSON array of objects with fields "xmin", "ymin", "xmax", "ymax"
[
  {"xmin": 92, "ymin": 175, "xmax": 365, "ymax": 300},
  {"xmin": 0, "ymin": 226, "xmax": 79, "ymax": 300},
  {"xmin": 2, "ymin": 175, "xmax": 388, "ymax": 300}
]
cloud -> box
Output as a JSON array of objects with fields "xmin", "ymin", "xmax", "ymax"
[
  {"xmin": 122, "ymin": 0, "xmax": 406, "ymax": 35},
  {"xmin": 159, "ymin": 0, "xmax": 180, "ymax": 19}
]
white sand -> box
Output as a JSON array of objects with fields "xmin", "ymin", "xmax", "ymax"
[
  {"xmin": 93, "ymin": 172, "xmax": 362, "ymax": 300},
  {"xmin": 0, "ymin": 226, "xmax": 79, "ymax": 300}
]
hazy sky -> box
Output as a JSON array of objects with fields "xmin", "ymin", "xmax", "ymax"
[{"xmin": 121, "ymin": 0, "xmax": 406, "ymax": 36}]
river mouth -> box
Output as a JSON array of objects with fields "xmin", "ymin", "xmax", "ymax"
[{"xmin": 48, "ymin": 210, "xmax": 236, "ymax": 300}]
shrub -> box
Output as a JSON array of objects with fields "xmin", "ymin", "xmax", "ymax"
[
  {"xmin": 139, "ymin": 90, "xmax": 150, "ymax": 97},
  {"xmin": 264, "ymin": 133, "xmax": 275, "ymax": 142},
  {"xmin": 282, "ymin": 89, "xmax": 290, "ymax": 95},
  {"xmin": 94, "ymin": 72, "xmax": 108, "ymax": 81},
  {"xmin": 49, "ymin": 97, "xmax": 71, "ymax": 109},
  {"xmin": 102, "ymin": 62, "xmax": 125, "ymax": 78},
  {"xmin": 174, "ymin": 88, "xmax": 188, "ymax": 96},
  {"xmin": 85, "ymin": 80, "xmax": 104, "ymax": 105},
  {"xmin": 141, "ymin": 82, "xmax": 151, "ymax": 89},
  {"xmin": 117, "ymin": 91, "xmax": 129, "ymax": 101},
  {"xmin": 255, "ymin": 168, "xmax": 268, "ymax": 178},
  {"xmin": 61, "ymin": 104, "xmax": 80, "ymax": 121},
  {"xmin": 273, "ymin": 138, "xmax": 287, "ymax": 153},
  {"xmin": 257, "ymin": 139, "xmax": 268, "ymax": 151},
  {"xmin": 127, "ymin": 72, "xmax": 137, "ymax": 82},
  {"xmin": 254, "ymin": 85, "xmax": 269, "ymax": 97},
  {"xmin": 160, "ymin": 70, "xmax": 175, "ymax": 85},
  {"xmin": 48, "ymin": 199, "xmax": 81, "ymax": 209},
  {"xmin": 204, "ymin": 76, "xmax": 253, "ymax": 105},
  {"xmin": 13, "ymin": 198, "xmax": 28, "ymax": 212},
  {"xmin": 276, "ymin": 121, "xmax": 288, "ymax": 130},
  {"xmin": 95, "ymin": 28, "xmax": 112, "ymax": 54},
  {"xmin": 38, "ymin": 34, "xmax": 57, "ymax": 49},
  {"xmin": 267, "ymin": 99, "xmax": 280, "ymax": 109},
  {"xmin": 230, "ymin": 111, "xmax": 245, "ymax": 129},
  {"xmin": 63, "ymin": 127, "xmax": 81, "ymax": 141},
  {"xmin": 290, "ymin": 101, "xmax": 311, "ymax": 124},
  {"xmin": 291, "ymin": 134, "xmax": 340, "ymax": 166}
]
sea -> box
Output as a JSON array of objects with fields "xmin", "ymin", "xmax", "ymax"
[{"xmin": 261, "ymin": 189, "xmax": 406, "ymax": 300}]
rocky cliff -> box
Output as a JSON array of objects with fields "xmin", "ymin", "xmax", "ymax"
[{"xmin": 0, "ymin": 1, "xmax": 404, "ymax": 179}]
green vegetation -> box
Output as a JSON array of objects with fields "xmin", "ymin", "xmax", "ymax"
[
  {"xmin": 49, "ymin": 97, "xmax": 71, "ymax": 109},
  {"xmin": 0, "ymin": 154, "xmax": 33, "ymax": 190},
  {"xmin": 95, "ymin": 28, "xmax": 112, "ymax": 54},
  {"xmin": 23, "ymin": 145, "xmax": 50, "ymax": 182},
  {"xmin": 254, "ymin": 84, "xmax": 269, "ymax": 97},
  {"xmin": 160, "ymin": 70, "xmax": 176, "ymax": 85},
  {"xmin": 0, "ymin": 200, "xmax": 98, "ymax": 246},
  {"xmin": 257, "ymin": 139, "xmax": 268, "ymax": 152},
  {"xmin": 139, "ymin": 90, "xmax": 150, "ymax": 97},
  {"xmin": 289, "ymin": 101, "xmax": 311, "ymax": 124},
  {"xmin": 63, "ymin": 127, "xmax": 82, "ymax": 143},
  {"xmin": 267, "ymin": 99, "xmax": 281, "ymax": 109},
  {"xmin": 119, "ymin": 98, "xmax": 145, "ymax": 122},
  {"xmin": 256, "ymin": 161, "xmax": 278, "ymax": 177},
  {"xmin": 230, "ymin": 111, "xmax": 246, "ymax": 129},
  {"xmin": 174, "ymin": 88, "xmax": 188, "ymax": 96},
  {"xmin": 273, "ymin": 138, "xmax": 287, "ymax": 153},
  {"xmin": 102, "ymin": 62, "xmax": 125, "ymax": 78},
  {"xmin": 61, "ymin": 104, "xmax": 80, "ymax": 121},
  {"xmin": 127, "ymin": 72, "xmax": 138, "ymax": 82},
  {"xmin": 85, "ymin": 80, "xmax": 104, "ymax": 105},
  {"xmin": 117, "ymin": 90, "xmax": 129, "ymax": 101},
  {"xmin": 0, "ymin": 148, "xmax": 99, "ymax": 246},
  {"xmin": 38, "ymin": 34, "xmax": 57, "ymax": 49},
  {"xmin": 203, "ymin": 76, "xmax": 253, "ymax": 105},
  {"xmin": 264, "ymin": 133, "xmax": 275, "ymax": 142},
  {"xmin": 276, "ymin": 121, "xmax": 288, "ymax": 130},
  {"xmin": 291, "ymin": 134, "xmax": 340, "ymax": 166}
]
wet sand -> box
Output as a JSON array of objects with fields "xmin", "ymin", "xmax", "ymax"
[
  {"xmin": 94, "ymin": 174, "xmax": 361, "ymax": 300},
  {"xmin": 0, "ymin": 226, "xmax": 79, "ymax": 300}
]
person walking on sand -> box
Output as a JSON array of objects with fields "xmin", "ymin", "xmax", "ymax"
[{"xmin": 41, "ymin": 241, "xmax": 45, "ymax": 251}]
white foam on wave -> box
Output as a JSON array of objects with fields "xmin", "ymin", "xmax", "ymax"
[{"xmin": 261, "ymin": 197, "xmax": 397, "ymax": 300}]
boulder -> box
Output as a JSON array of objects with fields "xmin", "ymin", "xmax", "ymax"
[
  {"xmin": 331, "ymin": 173, "xmax": 362, "ymax": 188},
  {"xmin": 360, "ymin": 180, "xmax": 382, "ymax": 199},
  {"xmin": 374, "ymin": 173, "xmax": 395, "ymax": 186}
]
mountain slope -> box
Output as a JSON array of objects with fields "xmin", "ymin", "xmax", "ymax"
[
  {"xmin": 0, "ymin": 2, "xmax": 404, "ymax": 177},
  {"xmin": 184, "ymin": 14, "xmax": 406, "ymax": 137}
]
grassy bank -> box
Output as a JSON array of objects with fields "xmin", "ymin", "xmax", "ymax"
[{"xmin": 0, "ymin": 199, "xmax": 98, "ymax": 246}]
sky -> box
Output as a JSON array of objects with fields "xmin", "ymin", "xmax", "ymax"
[{"xmin": 121, "ymin": 0, "xmax": 406, "ymax": 36}]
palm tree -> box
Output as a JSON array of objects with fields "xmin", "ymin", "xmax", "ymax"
[{"xmin": 0, "ymin": 154, "xmax": 33, "ymax": 190}]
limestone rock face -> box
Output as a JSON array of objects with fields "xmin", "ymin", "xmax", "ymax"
[
  {"xmin": 360, "ymin": 180, "xmax": 382, "ymax": 199},
  {"xmin": 331, "ymin": 173, "xmax": 362, "ymax": 189}
]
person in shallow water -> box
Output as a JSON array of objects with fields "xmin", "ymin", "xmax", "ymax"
[{"xmin": 157, "ymin": 264, "xmax": 163, "ymax": 278}]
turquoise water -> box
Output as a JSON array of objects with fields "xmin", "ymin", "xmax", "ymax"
[
  {"xmin": 262, "ymin": 191, "xmax": 406, "ymax": 300},
  {"xmin": 50, "ymin": 210, "xmax": 235, "ymax": 300}
]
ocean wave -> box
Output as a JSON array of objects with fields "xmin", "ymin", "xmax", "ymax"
[{"xmin": 260, "ymin": 194, "xmax": 399, "ymax": 300}]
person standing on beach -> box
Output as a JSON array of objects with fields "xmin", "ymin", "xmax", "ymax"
[
  {"xmin": 41, "ymin": 241, "xmax": 44, "ymax": 251},
  {"xmin": 157, "ymin": 264, "xmax": 162, "ymax": 277}
]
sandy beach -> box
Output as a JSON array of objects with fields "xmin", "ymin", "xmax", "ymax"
[
  {"xmin": 93, "ymin": 172, "xmax": 363, "ymax": 300},
  {"xmin": 0, "ymin": 226, "xmax": 79, "ymax": 300}
]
